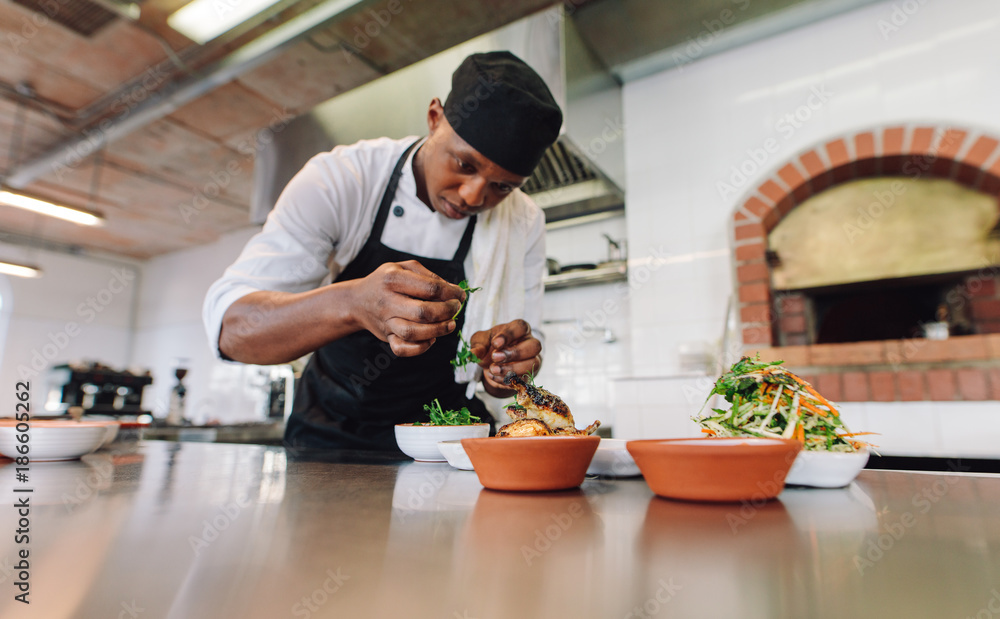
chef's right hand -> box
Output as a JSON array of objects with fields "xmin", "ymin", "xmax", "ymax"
[{"xmin": 351, "ymin": 260, "xmax": 465, "ymax": 357}]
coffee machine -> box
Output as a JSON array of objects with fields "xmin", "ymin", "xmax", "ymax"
[{"xmin": 45, "ymin": 362, "xmax": 153, "ymax": 416}]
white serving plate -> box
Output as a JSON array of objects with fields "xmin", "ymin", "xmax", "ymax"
[
  {"xmin": 394, "ymin": 424, "xmax": 490, "ymax": 462},
  {"xmin": 785, "ymin": 448, "xmax": 870, "ymax": 488},
  {"xmin": 0, "ymin": 420, "xmax": 109, "ymax": 461},
  {"xmin": 586, "ymin": 438, "xmax": 641, "ymax": 477},
  {"xmin": 438, "ymin": 439, "xmax": 475, "ymax": 470}
]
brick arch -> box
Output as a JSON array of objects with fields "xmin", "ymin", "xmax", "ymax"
[{"xmin": 733, "ymin": 125, "xmax": 1000, "ymax": 347}]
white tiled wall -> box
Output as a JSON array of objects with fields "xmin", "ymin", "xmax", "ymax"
[
  {"xmin": 533, "ymin": 215, "xmax": 632, "ymax": 429},
  {"xmin": 838, "ymin": 402, "xmax": 1000, "ymax": 458}
]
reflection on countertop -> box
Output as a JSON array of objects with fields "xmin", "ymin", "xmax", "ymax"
[
  {"xmin": 142, "ymin": 420, "xmax": 285, "ymax": 445},
  {"xmin": 0, "ymin": 441, "xmax": 999, "ymax": 618}
]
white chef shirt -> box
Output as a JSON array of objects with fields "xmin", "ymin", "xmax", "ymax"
[{"xmin": 203, "ymin": 136, "xmax": 547, "ymax": 359}]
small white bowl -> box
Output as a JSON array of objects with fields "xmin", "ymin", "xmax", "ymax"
[
  {"xmin": 785, "ymin": 448, "xmax": 870, "ymax": 488},
  {"xmin": 437, "ymin": 440, "xmax": 475, "ymax": 470},
  {"xmin": 586, "ymin": 438, "xmax": 641, "ymax": 477},
  {"xmin": 394, "ymin": 424, "xmax": 490, "ymax": 462},
  {"xmin": 0, "ymin": 420, "xmax": 109, "ymax": 462}
]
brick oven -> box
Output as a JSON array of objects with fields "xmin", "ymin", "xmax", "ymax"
[{"xmin": 733, "ymin": 125, "xmax": 1000, "ymax": 402}]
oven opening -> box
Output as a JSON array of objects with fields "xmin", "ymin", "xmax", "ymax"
[{"xmin": 790, "ymin": 273, "xmax": 974, "ymax": 344}]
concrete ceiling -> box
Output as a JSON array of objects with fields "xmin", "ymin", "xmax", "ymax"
[{"xmin": 0, "ymin": 0, "xmax": 869, "ymax": 260}]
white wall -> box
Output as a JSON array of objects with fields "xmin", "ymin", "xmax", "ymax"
[
  {"xmin": 537, "ymin": 215, "xmax": 631, "ymax": 429},
  {"xmin": 130, "ymin": 225, "xmax": 266, "ymax": 424},
  {"xmin": 613, "ymin": 0, "xmax": 1000, "ymax": 455},
  {"xmin": 0, "ymin": 243, "xmax": 141, "ymax": 415}
]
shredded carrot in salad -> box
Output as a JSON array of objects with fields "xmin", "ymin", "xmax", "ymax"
[{"xmin": 692, "ymin": 355, "xmax": 877, "ymax": 453}]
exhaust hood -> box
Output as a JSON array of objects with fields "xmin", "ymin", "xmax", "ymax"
[{"xmin": 251, "ymin": 6, "xmax": 625, "ymax": 226}]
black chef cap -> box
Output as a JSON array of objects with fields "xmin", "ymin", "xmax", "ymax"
[{"xmin": 443, "ymin": 51, "xmax": 562, "ymax": 177}]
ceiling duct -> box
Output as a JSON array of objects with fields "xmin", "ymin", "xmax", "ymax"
[
  {"xmin": 251, "ymin": 6, "xmax": 625, "ymax": 227},
  {"xmin": 12, "ymin": 0, "xmax": 118, "ymax": 36}
]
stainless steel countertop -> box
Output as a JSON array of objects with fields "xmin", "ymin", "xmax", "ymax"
[{"xmin": 1, "ymin": 441, "xmax": 998, "ymax": 618}]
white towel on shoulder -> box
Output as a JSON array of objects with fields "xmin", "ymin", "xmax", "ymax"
[{"xmin": 454, "ymin": 193, "xmax": 536, "ymax": 398}]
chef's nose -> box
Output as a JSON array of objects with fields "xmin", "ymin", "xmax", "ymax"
[{"xmin": 458, "ymin": 176, "xmax": 487, "ymax": 207}]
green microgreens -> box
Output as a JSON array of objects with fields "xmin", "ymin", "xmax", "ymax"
[
  {"xmin": 451, "ymin": 280, "xmax": 482, "ymax": 370},
  {"xmin": 452, "ymin": 280, "xmax": 482, "ymax": 320},
  {"xmin": 451, "ymin": 330, "xmax": 480, "ymax": 369},
  {"xmin": 413, "ymin": 398, "xmax": 481, "ymax": 426}
]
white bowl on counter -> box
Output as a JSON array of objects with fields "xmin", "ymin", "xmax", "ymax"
[
  {"xmin": 394, "ymin": 424, "xmax": 490, "ymax": 462},
  {"xmin": 586, "ymin": 438, "xmax": 641, "ymax": 477},
  {"xmin": 0, "ymin": 420, "xmax": 109, "ymax": 461},
  {"xmin": 785, "ymin": 448, "xmax": 870, "ymax": 488},
  {"xmin": 437, "ymin": 439, "xmax": 475, "ymax": 470}
]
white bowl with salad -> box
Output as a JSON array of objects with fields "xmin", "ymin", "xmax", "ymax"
[
  {"xmin": 693, "ymin": 356, "xmax": 876, "ymax": 489},
  {"xmin": 395, "ymin": 399, "xmax": 490, "ymax": 462}
]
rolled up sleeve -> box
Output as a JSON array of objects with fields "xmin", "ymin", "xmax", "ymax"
[{"xmin": 202, "ymin": 156, "xmax": 355, "ymax": 358}]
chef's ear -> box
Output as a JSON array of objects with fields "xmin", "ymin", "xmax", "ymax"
[{"xmin": 427, "ymin": 98, "xmax": 445, "ymax": 134}]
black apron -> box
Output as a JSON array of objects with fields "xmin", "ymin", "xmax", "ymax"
[{"xmin": 286, "ymin": 140, "xmax": 491, "ymax": 451}]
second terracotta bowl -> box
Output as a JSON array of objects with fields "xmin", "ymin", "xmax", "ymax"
[
  {"xmin": 461, "ymin": 435, "xmax": 600, "ymax": 492},
  {"xmin": 626, "ymin": 437, "xmax": 802, "ymax": 502}
]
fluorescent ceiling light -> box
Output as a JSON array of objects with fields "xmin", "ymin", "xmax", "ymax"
[
  {"xmin": 0, "ymin": 261, "xmax": 42, "ymax": 279},
  {"xmin": 0, "ymin": 191, "xmax": 103, "ymax": 227},
  {"xmin": 168, "ymin": 0, "xmax": 285, "ymax": 44}
]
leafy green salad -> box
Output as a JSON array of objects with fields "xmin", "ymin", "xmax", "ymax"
[{"xmin": 692, "ymin": 356, "xmax": 875, "ymax": 453}]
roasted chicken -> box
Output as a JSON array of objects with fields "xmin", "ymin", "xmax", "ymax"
[
  {"xmin": 496, "ymin": 371, "xmax": 601, "ymax": 437},
  {"xmin": 496, "ymin": 418, "xmax": 554, "ymax": 437}
]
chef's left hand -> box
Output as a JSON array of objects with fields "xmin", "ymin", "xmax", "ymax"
[{"xmin": 470, "ymin": 319, "xmax": 542, "ymax": 395}]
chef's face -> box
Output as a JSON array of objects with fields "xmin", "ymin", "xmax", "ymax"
[{"xmin": 418, "ymin": 99, "xmax": 528, "ymax": 220}]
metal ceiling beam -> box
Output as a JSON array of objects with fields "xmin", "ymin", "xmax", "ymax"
[{"xmin": 4, "ymin": 0, "xmax": 367, "ymax": 188}]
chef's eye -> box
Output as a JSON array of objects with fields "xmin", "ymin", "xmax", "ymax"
[
  {"xmin": 495, "ymin": 183, "xmax": 514, "ymax": 194},
  {"xmin": 455, "ymin": 157, "xmax": 475, "ymax": 173}
]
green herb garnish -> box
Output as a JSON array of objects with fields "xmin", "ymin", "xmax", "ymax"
[
  {"xmin": 415, "ymin": 398, "xmax": 481, "ymax": 425},
  {"xmin": 452, "ymin": 280, "xmax": 482, "ymax": 320},
  {"xmin": 451, "ymin": 330, "xmax": 480, "ymax": 369},
  {"xmin": 451, "ymin": 280, "xmax": 482, "ymax": 369}
]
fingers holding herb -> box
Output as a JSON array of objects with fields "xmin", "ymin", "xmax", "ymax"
[
  {"xmin": 470, "ymin": 320, "xmax": 539, "ymax": 371},
  {"xmin": 450, "ymin": 280, "xmax": 484, "ymax": 370},
  {"xmin": 486, "ymin": 338, "xmax": 541, "ymax": 379},
  {"xmin": 352, "ymin": 262, "xmax": 464, "ymax": 357}
]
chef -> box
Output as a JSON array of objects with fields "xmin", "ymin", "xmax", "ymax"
[{"xmin": 203, "ymin": 51, "xmax": 563, "ymax": 450}]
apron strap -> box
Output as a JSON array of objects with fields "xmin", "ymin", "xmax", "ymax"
[
  {"xmin": 370, "ymin": 139, "xmax": 422, "ymax": 240},
  {"xmin": 369, "ymin": 138, "xmax": 477, "ymax": 266},
  {"xmin": 453, "ymin": 214, "xmax": 477, "ymax": 263}
]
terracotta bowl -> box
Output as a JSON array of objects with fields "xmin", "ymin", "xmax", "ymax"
[
  {"xmin": 461, "ymin": 435, "xmax": 600, "ymax": 492},
  {"xmin": 626, "ymin": 437, "xmax": 802, "ymax": 502}
]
